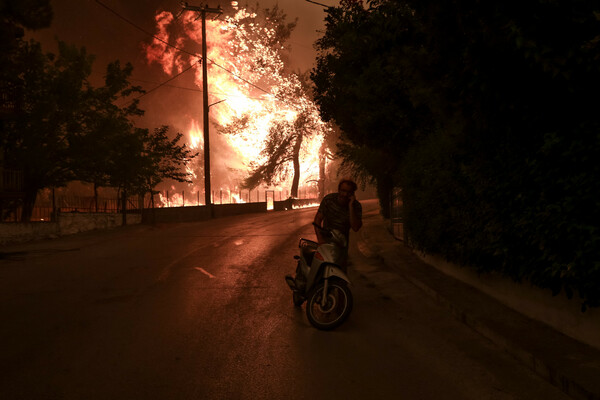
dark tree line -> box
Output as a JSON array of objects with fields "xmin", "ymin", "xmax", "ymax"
[
  {"xmin": 1, "ymin": 0, "xmax": 196, "ymax": 221},
  {"xmin": 312, "ymin": 0, "xmax": 600, "ymax": 309}
]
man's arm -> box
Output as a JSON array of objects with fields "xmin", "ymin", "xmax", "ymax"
[
  {"xmin": 313, "ymin": 211, "xmax": 326, "ymax": 244},
  {"xmin": 349, "ymin": 194, "xmax": 362, "ymax": 232}
]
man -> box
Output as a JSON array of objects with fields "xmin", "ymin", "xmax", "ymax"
[
  {"xmin": 284, "ymin": 178, "xmax": 362, "ymax": 294},
  {"xmin": 313, "ymin": 178, "xmax": 363, "ymax": 247}
]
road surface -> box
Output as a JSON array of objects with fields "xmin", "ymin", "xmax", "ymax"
[{"xmin": 0, "ymin": 199, "xmax": 570, "ymax": 399}]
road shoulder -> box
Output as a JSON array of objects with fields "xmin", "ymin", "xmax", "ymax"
[{"xmin": 353, "ymin": 211, "xmax": 600, "ymax": 400}]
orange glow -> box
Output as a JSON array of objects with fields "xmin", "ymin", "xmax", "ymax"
[
  {"xmin": 230, "ymin": 191, "xmax": 246, "ymax": 204},
  {"xmin": 292, "ymin": 202, "xmax": 320, "ymax": 210},
  {"xmin": 145, "ymin": 6, "xmax": 327, "ymax": 205},
  {"xmin": 143, "ymin": 11, "xmax": 179, "ymax": 75}
]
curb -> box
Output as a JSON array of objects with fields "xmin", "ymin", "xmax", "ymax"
[{"xmin": 355, "ymin": 216, "xmax": 600, "ymax": 400}]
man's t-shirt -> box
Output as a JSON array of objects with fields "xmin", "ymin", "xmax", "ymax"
[{"xmin": 317, "ymin": 193, "xmax": 362, "ymax": 241}]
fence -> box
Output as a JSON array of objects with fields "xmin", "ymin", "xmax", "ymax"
[
  {"xmin": 2, "ymin": 186, "xmax": 320, "ymax": 223},
  {"xmin": 147, "ymin": 187, "xmax": 318, "ymax": 208},
  {"xmin": 0, "ymin": 82, "xmax": 20, "ymax": 117},
  {"xmin": 1, "ymin": 195, "xmax": 141, "ymax": 223},
  {"xmin": 0, "ymin": 168, "xmax": 24, "ymax": 193}
]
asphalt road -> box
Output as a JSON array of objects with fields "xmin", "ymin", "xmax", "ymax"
[{"xmin": 0, "ymin": 200, "xmax": 570, "ymax": 399}]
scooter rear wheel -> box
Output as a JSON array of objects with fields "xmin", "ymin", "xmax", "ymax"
[{"xmin": 306, "ymin": 278, "xmax": 353, "ymax": 330}]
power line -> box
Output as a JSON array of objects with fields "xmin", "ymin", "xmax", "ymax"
[
  {"xmin": 305, "ymin": 0, "xmax": 330, "ymax": 8},
  {"xmin": 121, "ymin": 59, "xmax": 200, "ymax": 106},
  {"xmin": 94, "ymin": 0, "xmax": 274, "ymax": 99},
  {"xmin": 92, "ymin": 66, "xmax": 272, "ymax": 102},
  {"xmin": 93, "ymin": 0, "xmax": 198, "ymax": 58},
  {"xmin": 127, "ymin": 77, "xmax": 273, "ymax": 101},
  {"xmin": 206, "ymin": 57, "xmax": 271, "ymax": 95},
  {"xmin": 138, "ymin": 60, "xmax": 200, "ymax": 99}
]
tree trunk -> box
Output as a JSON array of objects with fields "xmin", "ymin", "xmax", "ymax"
[
  {"xmin": 290, "ymin": 135, "xmax": 302, "ymax": 198},
  {"xmin": 318, "ymin": 140, "xmax": 327, "ymax": 200},
  {"xmin": 94, "ymin": 183, "xmax": 99, "ymax": 212},
  {"xmin": 376, "ymin": 174, "xmax": 394, "ymax": 219},
  {"xmin": 21, "ymin": 186, "xmax": 38, "ymax": 222},
  {"xmin": 121, "ymin": 189, "xmax": 127, "ymax": 226}
]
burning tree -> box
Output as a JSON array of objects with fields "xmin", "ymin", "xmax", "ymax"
[
  {"xmin": 145, "ymin": 4, "xmax": 328, "ymax": 199},
  {"xmin": 227, "ymin": 107, "xmax": 321, "ymax": 198}
]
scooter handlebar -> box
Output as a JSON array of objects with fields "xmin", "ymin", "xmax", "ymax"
[{"xmin": 312, "ymin": 223, "xmax": 347, "ymax": 248}]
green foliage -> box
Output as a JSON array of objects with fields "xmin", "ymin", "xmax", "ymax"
[
  {"xmin": 95, "ymin": 124, "xmax": 197, "ymax": 197},
  {"xmin": 312, "ymin": 0, "xmax": 429, "ymax": 152},
  {"xmin": 312, "ymin": 0, "xmax": 600, "ymax": 309},
  {"xmin": 0, "ymin": 0, "xmax": 53, "ymax": 58},
  {"xmin": 312, "ymin": 0, "xmax": 434, "ymax": 209},
  {"xmin": 136, "ymin": 126, "xmax": 198, "ymax": 194},
  {"xmin": 64, "ymin": 60, "xmax": 197, "ymax": 197},
  {"xmin": 0, "ymin": 0, "xmax": 53, "ymax": 31},
  {"xmin": 70, "ymin": 60, "xmax": 145, "ymax": 190},
  {"xmin": 336, "ymin": 140, "xmax": 396, "ymax": 217},
  {"xmin": 1, "ymin": 39, "xmax": 96, "ymax": 219},
  {"xmin": 1, "ymin": 35, "xmax": 196, "ymax": 219}
]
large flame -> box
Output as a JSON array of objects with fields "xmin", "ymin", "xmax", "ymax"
[{"xmin": 144, "ymin": 5, "xmax": 326, "ymax": 205}]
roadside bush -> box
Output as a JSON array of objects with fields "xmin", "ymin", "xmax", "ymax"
[{"xmin": 401, "ymin": 126, "xmax": 600, "ymax": 311}]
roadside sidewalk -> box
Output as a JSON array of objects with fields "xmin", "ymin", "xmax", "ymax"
[{"xmin": 353, "ymin": 213, "xmax": 600, "ymax": 400}]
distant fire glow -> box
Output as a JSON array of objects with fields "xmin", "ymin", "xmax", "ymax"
[
  {"xmin": 144, "ymin": 6, "xmax": 328, "ymax": 206},
  {"xmin": 292, "ymin": 202, "xmax": 319, "ymax": 209}
]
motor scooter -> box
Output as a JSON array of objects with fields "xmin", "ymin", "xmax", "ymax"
[{"xmin": 285, "ymin": 223, "xmax": 353, "ymax": 330}]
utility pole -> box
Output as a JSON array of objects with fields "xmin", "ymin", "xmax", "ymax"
[{"xmin": 181, "ymin": 2, "xmax": 222, "ymax": 216}]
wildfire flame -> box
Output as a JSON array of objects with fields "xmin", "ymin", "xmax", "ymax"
[
  {"xmin": 292, "ymin": 202, "xmax": 320, "ymax": 209},
  {"xmin": 144, "ymin": 5, "xmax": 327, "ymax": 205},
  {"xmin": 157, "ymin": 187, "xmax": 249, "ymax": 207}
]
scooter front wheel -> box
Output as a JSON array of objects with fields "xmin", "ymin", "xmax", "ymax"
[{"xmin": 306, "ymin": 279, "xmax": 353, "ymax": 330}]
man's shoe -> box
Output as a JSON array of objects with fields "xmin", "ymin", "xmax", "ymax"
[{"xmin": 285, "ymin": 275, "xmax": 297, "ymax": 290}]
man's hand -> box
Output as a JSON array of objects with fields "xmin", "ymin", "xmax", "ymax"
[
  {"xmin": 348, "ymin": 194, "xmax": 362, "ymax": 232},
  {"xmin": 313, "ymin": 211, "xmax": 326, "ymax": 244},
  {"xmin": 348, "ymin": 193, "xmax": 356, "ymax": 207}
]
